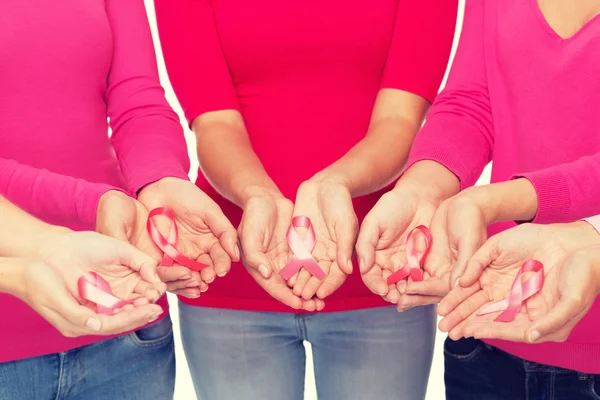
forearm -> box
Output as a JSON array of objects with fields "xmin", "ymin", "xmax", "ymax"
[
  {"xmin": 312, "ymin": 89, "xmax": 429, "ymax": 197},
  {"xmin": 394, "ymin": 160, "xmax": 461, "ymax": 205},
  {"xmin": 0, "ymin": 257, "xmax": 26, "ymax": 297},
  {"xmin": 0, "ymin": 196, "xmax": 67, "ymax": 258},
  {"xmin": 194, "ymin": 111, "xmax": 281, "ymax": 206},
  {"xmin": 459, "ymin": 179, "xmax": 539, "ymax": 224}
]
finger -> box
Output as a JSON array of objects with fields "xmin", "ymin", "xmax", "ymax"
[
  {"xmin": 99, "ymin": 304, "xmax": 164, "ymax": 335},
  {"xmin": 382, "ymin": 269, "xmax": 400, "ymax": 303},
  {"xmin": 406, "ymin": 278, "xmax": 450, "ymax": 297},
  {"xmin": 334, "ymin": 222, "xmax": 357, "ymax": 275},
  {"xmin": 207, "ymin": 241, "xmax": 232, "ymax": 279},
  {"xmin": 241, "ymin": 242, "xmax": 272, "ymax": 279},
  {"xmin": 133, "ymin": 280, "xmax": 165, "ymax": 303},
  {"xmin": 301, "ymin": 298, "xmax": 317, "ymax": 312},
  {"xmin": 292, "ymin": 269, "xmax": 312, "ymax": 297},
  {"xmin": 462, "ymin": 319, "xmax": 528, "ymax": 342},
  {"xmin": 397, "ymin": 294, "xmax": 442, "ymax": 312},
  {"xmin": 315, "ymin": 298, "xmax": 326, "ymax": 311},
  {"xmin": 437, "ymin": 283, "xmax": 481, "ymax": 316},
  {"xmin": 459, "ymin": 238, "xmax": 498, "ymax": 287},
  {"xmin": 527, "ymin": 298, "xmax": 586, "ymax": 343},
  {"xmin": 450, "ymin": 233, "xmax": 485, "ymax": 287},
  {"xmin": 248, "ymin": 269, "xmax": 303, "ymax": 310},
  {"xmin": 113, "ymin": 240, "xmax": 161, "ymax": 283},
  {"xmin": 157, "ymin": 266, "xmax": 194, "ymax": 283},
  {"xmin": 361, "ymin": 265, "xmax": 389, "ymax": 297},
  {"xmin": 355, "ymin": 218, "xmax": 379, "ymax": 274},
  {"xmin": 206, "ymin": 208, "xmax": 239, "ymax": 261},
  {"xmin": 316, "ymin": 265, "xmax": 347, "ymax": 299},
  {"xmin": 438, "ymin": 290, "xmax": 489, "ymax": 333},
  {"xmin": 171, "ymin": 288, "xmax": 201, "ymax": 298}
]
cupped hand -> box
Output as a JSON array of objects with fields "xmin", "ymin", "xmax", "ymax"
[
  {"xmin": 21, "ymin": 230, "xmax": 168, "ymax": 337},
  {"xmin": 138, "ymin": 178, "xmax": 240, "ymax": 295},
  {"xmin": 355, "ymin": 181, "xmax": 438, "ymax": 307},
  {"xmin": 289, "ymin": 180, "xmax": 357, "ymax": 302},
  {"xmin": 97, "ymin": 189, "xmax": 206, "ymax": 298},
  {"xmin": 438, "ymin": 222, "xmax": 600, "ymax": 343},
  {"xmin": 404, "ymin": 190, "xmax": 488, "ymax": 308},
  {"xmin": 239, "ymin": 191, "xmax": 324, "ymax": 311}
]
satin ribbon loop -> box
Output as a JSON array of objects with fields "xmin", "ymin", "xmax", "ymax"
[
  {"xmin": 146, "ymin": 207, "xmax": 209, "ymax": 271},
  {"xmin": 279, "ymin": 216, "xmax": 325, "ymax": 280},
  {"xmin": 387, "ymin": 225, "xmax": 433, "ymax": 286},
  {"xmin": 78, "ymin": 272, "xmax": 135, "ymax": 315},
  {"xmin": 478, "ymin": 260, "xmax": 544, "ymax": 322}
]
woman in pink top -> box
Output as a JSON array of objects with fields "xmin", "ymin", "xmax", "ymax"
[
  {"xmin": 0, "ymin": 1, "xmax": 238, "ymax": 399},
  {"xmin": 357, "ymin": 0, "xmax": 600, "ymax": 397},
  {"xmin": 155, "ymin": 0, "xmax": 457, "ymax": 398}
]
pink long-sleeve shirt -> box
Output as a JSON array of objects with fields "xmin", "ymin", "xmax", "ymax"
[
  {"xmin": 0, "ymin": 0, "xmax": 190, "ymax": 363},
  {"xmin": 407, "ymin": 0, "xmax": 600, "ymax": 373}
]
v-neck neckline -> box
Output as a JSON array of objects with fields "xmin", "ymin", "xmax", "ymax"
[{"xmin": 529, "ymin": 0, "xmax": 600, "ymax": 44}]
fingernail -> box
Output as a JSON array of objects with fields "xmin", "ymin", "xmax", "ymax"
[
  {"xmin": 205, "ymin": 276, "xmax": 215, "ymax": 284},
  {"xmin": 86, "ymin": 317, "xmax": 102, "ymax": 332},
  {"xmin": 529, "ymin": 330, "xmax": 541, "ymax": 343},
  {"xmin": 359, "ymin": 258, "xmax": 365, "ymax": 271},
  {"xmin": 181, "ymin": 275, "xmax": 192, "ymax": 280},
  {"xmin": 454, "ymin": 278, "xmax": 460, "ymax": 288},
  {"xmin": 347, "ymin": 259, "xmax": 353, "ymax": 273},
  {"xmin": 235, "ymin": 245, "xmax": 241, "ymax": 261},
  {"xmin": 200, "ymin": 286, "xmax": 209, "ymax": 293},
  {"xmin": 258, "ymin": 264, "xmax": 270, "ymax": 278},
  {"xmin": 186, "ymin": 281, "xmax": 200, "ymax": 288},
  {"xmin": 153, "ymin": 272, "xmax": 161, "ymax": 282},
  {"xmin": 217, "ymin": 272, "xmax": 227, "ymax": 277}
]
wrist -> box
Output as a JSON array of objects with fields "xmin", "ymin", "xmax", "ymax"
[
  {"xmin": 396, "ymin": 161, "xmax": 460, "ymax": 206},
  {"xmin": 239, "ymin": 184, "xmax": 284, "ymax": 207},
  {"xmin": 137, "ymin": 177, "xmax": 183, "ymax": 201},
  {"xmin": 0, "ymin": 257, "xmax": 27, "ymax": 297}
]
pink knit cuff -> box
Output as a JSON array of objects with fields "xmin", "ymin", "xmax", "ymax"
[
  {"xmin": 76, "ymin": 184, "xmax": 123, "ymax": 229},
  {"xmin": 513, "ymin": 168, "xmax": 571, "ymax": 224}
]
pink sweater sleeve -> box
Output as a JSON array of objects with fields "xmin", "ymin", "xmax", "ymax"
[
  {"xmin": 381, "ymin": 0, "xmax": 458, "ymax": 103},
  {"xmin": 515, "ymin": 156, "xmax": 600, "ymax": 223},
  {"xmin": 154, "ymin": 0, "xmax": 240, "ymax": 125},
  {"xmin": 405, "ymin": 1, "xmax": 493, "ymax": 188},
  {"xmin": 0, "ymin": 158, "xmax": 115, "ymax": 228},
  {"xmin": 105, "ymin": 0, "xmax": 191, "ymax": 194}
]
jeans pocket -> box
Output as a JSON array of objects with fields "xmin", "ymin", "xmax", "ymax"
[
  {"xmin": 443, "ymin": 337, "xmax": 485, "ymax": 362},
  {"xmin": 128, "ymin": 315, "xmax": 173, "ymax": 348},
  {"xmin": 589, "ymin": 376, "xmax": 600, "ymax": 400}
]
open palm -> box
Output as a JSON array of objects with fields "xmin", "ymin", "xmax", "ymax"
[
  {"xmin": 290, "ymin": 181, "xmax": 357, "ymax": 301},
  {"xmin": 438, "ymin": 223, "xmax": 598, "ymax": 342},
  {"xmin": 356, "ymin": 188, "xmax": 438, "ymax": 305}
]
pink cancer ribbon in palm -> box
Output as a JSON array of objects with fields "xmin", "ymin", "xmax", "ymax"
[
  {"xmin": 478, "ymin": 260, "xmax": 544, "ymax": 322},
  {"xmin": 78, "ymin": 272, "xmax": 136, "ymax": 315},
  {"xmin": 146, "ymin": 207, "xmax": 209, "ymax": 271},
  {"xmin": 279, "ymin": 216, "xmax": 325, "ymax": 280},
  {"xmin": 387, "ymin": 225, "xmax": 433, "ymax": 285}
]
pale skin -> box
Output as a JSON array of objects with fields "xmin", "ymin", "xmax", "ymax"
[
  {"xmin": 0, "ymin": 196, "xmax": 166, "ymax": 337},
  {"xmin": 359, "ymin": 0, "xmax": 600, "ymax": 309},
  {"xmin": 97, "ymin": 178, "xmax": 240, "ymax": 299},
  {"xmin": 437, "ymin": 222, "xmax": 600, "ymax": 344},
  {"xmin": 195, "ymin": 88, "xmax": 430, "ymax": 310}
]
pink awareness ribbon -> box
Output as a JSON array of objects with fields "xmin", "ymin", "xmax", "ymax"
[
  {"xmin": 279, "ymin": 216, "xmax": 325, "ymax": 280},
  {"xmin": 146, "ymin": 207, "xmax": 209, "ymax": 271},
  {"xmin": 78, "ymin": 272, "xmax": 136, "ymax": 315},
  {"xmin": 387, "ymin": 225, "xmax": 433, "ymax": 286},
  {"xmin": 478, "ymin": 260, "xmax": 544, "ymax": 322}
]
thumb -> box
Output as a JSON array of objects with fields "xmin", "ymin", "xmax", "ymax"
[
  {"xmin": 355, "ymin": 217, "xmax": 379, "ymax": 274},
  {"xmin": 458, "ymin": 236, "xmax": 498, "ymax": 288},
  {"xmin": 206, "ymin": 208, "xmax": 239, "ymax": 262},
  {"xmin": 527, "ymin": 297, "xmax": 584, "ymax": 343},
  {"xmin": 334, "ymin": 218, "xmax": 358, "ymax": 275},
  {"xmin": 240, "ymin": 232, "xmax": 272, "ymax": 279},
  {"xmin": 450, "ymin": 232, "xmax": 485, "ymax": 288},
  {"xmin": 113, "ymin": 239, "xmax": 161, "ymax": 284}
]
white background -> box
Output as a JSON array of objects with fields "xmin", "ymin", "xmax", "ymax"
[{"xmin": 142, "ymin": 1, "xmax": 490, "ymax": 398}]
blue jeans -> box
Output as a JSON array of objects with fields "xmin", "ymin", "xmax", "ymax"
[
  {"xmin": 445, "ymin": 337, "xmax": 600, "ymax": 400},
  {"xmin": 0, "ymin": 316, "xmax": 175, "ymax": 400},
  {"xmin": 180, "ymin": 303, "xmax": 436, "ymax": 400}
]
